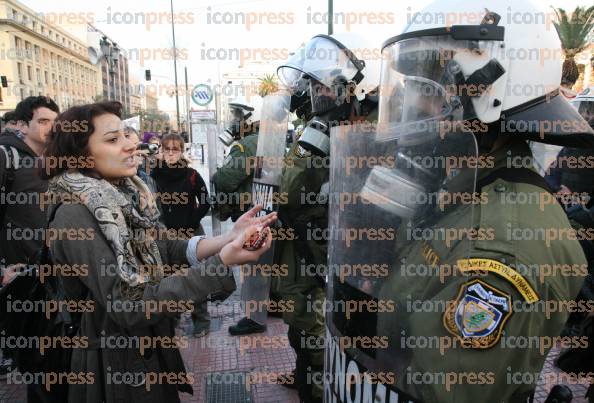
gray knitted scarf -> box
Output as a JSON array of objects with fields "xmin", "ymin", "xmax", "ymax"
[{"xmin": 48, "ymin": 171, "xmax": 164, "ymax": 300}]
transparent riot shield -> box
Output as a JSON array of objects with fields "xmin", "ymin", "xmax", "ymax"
[
  {"xmin": 240, "ymin": 92, "xmax": 290, "ymax": 325},
  {"xmin": 205, "ymin": 123, "xmax": 226, "ymax": 236},
  {"xmin": 324, "ymin": 121, "xmax": 479, "ymax": 403}
]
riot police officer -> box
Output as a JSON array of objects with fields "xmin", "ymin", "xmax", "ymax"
[
  {"xmin": 212, "ymin": 95, "xmax": 263, "ymax": 223},
  {"xmin": 275, "ymin": 32, "xmax": 381, "ymax": 403},
  {"xmin": 323, "ymin": 1, "xmax": 594, "ymax": 402}
]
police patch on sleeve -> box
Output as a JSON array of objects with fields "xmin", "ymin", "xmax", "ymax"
[{"xmin": 443, "ymin": 279, "xmax": 512, "ymax": 349}]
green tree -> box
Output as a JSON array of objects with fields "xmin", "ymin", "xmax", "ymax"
[
  {"xmin": 138, "ymin": 109, "xmax": 170, "ymax": 133},
  {"xmin": 552, "ymin": 6, "xmax": 594, "ymax": 88},
  {"xmin": 258, "ymin": 74, "xmax": 279, "ymax": 97}
]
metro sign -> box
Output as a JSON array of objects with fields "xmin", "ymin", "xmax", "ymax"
[{"xmin": 192, "ymin": 84, "xmax": 213, "ymax": 106}]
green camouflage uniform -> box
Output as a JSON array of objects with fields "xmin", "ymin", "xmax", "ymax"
[
  {"xmin": 212, "ymin": 133, "xmax": 258, "ymax": 222},
  {"xmin": 375, "ymin": 140, "xmax": 587, "ymax": 403},
  {"xmin": 275, "ymin": 141, "xmax": 328, "ymax": 403}
]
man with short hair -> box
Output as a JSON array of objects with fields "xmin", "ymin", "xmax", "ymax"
[
  {"xmin": 1, "ymin": 111, "xmax": 18, "ymax": 133},
  {"xmin": 1, "ymin": 96, "xmax": 59, "ymax": 265},
  {"xmin": 0, "ymin": 96, "xmax": 59, "ymax": 397}
]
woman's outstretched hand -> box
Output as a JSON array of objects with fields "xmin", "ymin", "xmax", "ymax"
[
  {"xmin": 219, "ymin": 225, "xmax": 273, "ymax": 266},
  {"xmin": 194, "ymin": 206, "xmax": 277, "ymax": 261},
  {"xmin": 228, "ymin": 205, "xmax": 278, "ymax": 242}
]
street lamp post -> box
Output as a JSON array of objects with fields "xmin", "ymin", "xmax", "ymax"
[
  {"xmin": 328, "ymin": 0, "xmax": 333, "ymax": 35},
  {"xmin": 170, "ymin": 0, "xmax": 181, "ymax": 131},
  {"xmin": 99, "ymin": 36, "xmax": 120, "ymax": 102}
]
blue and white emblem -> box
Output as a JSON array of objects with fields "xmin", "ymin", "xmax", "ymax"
[{"xmin": 444, "ymin": 279, "xmax": 512, "ymax": 348}]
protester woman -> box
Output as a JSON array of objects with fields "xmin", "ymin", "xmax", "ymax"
[
  {"xmin": 150, "ymin": 133, "xmax": 213, "ymax": 335},
  {"xmin": 42, "ymin": 101, "xmax": 275, "ymax": 403},
  {"xmin": 151, "ymin": 133, "xmax": 210, "ymax": 237}
]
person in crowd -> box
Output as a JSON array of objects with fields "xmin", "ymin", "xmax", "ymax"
[
  {"xmin": 140, "ymin": 133, "xmax": 161, "ymax": 177},
  {"xmin": 125, "ymin": 127, "xmax": 159, "ymax": 196},
  {"xmin": 0, "ymin": 96, "xmax": 60, "ymax": 286},
  {"xmin": 151, "ymin": 133, "xmax": 210, "ymax": 238},
  {"xmin": 212, "ymin": 96, "xmax": 262, "ymax": 224},
  {"xmin": 1, "ymin": 97, "xmax": 59, "ymax": 269},
  {"xmin": 147, "ymin": 133, "xmax": 161, "ymax": 147},
  {"xmin": 1, "ymin": 111, "xmax": 18, "ymax": 133},
  {"xmin": 0, "ymin": 96, "xmax": 59, "ymax": 398},
  {"xmin": 151, "ymin": 132, "xmax": 212, "ymax": 336},
  {"xmin": 41, "ymin": 101, "xmax": 276, "ymax": 403}
]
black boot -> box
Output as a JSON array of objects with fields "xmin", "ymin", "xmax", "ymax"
[{"xmin": 228, "ymin": 317, "xmax": 266, "ymax": 335}]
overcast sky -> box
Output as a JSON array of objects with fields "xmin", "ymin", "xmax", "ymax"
[{"xmin": 20, "ymin": 0, "xmax": 592, "ymax": 113}]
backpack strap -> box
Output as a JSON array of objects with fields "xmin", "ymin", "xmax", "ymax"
[
  {"xmin": 0, "ymin": 145, "xmax": 20, "ymax": 170},
  {"xmin": 0, "ymin": 145, "xmax": 19, "ymax": 227},
  {"xmin": 477, "ymin": 167, "xmax": 554, "ymax": 195}
]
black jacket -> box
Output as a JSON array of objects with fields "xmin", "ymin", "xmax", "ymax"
[
  {"xmin": 151, "ymin": 162, "xmax": 210, "ymax": 235},
  {"xmin": 544, "ymin": 147, "xmax": 594, "ymax": 195},
  {"xmin": 0, "ymin": 131, "xmax": 47, "ymax": 266}
]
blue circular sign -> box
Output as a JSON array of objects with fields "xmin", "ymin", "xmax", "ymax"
[{"xmin": 192, "ymin": 84, "xmax": 213, "ymax": 106}]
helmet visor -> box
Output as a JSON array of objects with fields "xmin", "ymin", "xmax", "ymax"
[
  {"xmin": 378, "ymin": 35, "xmax": 506, "ymax": 140},
  {"xmin": 278, "ymin": 36, "xmax": 360, "ymax": 92}
]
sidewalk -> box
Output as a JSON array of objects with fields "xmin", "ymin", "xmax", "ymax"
[
  {"xmin": 0, "ymin": 301, "xmax": 589, "ymax": 402},
  {"xmin": 179, "ymin": 280, "xmax": 299, "ymax": 403}
]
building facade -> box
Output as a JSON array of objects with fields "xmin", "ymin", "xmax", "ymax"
[
  {"xmin": 87, "ymin": 24, "xmax": 131, "ymax": 114},
  {"xmin": 0, "ymin": 0, "xmax": 101, "ymax": 114},
  {"xmin": 127, "ymin": 74, "xmax": 143, "ymax": 115},
  {"xmin": 145, "ymin": 92, "xmax": 159, "ymax": 112},
  {"xmin": 219, "ymin": 61, "xmax": 277, "ymax": 126}
]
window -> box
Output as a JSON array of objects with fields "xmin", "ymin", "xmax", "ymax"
[
  {"xmin": 32, "ymin": 21, "xmax": 37, "ymax": 31},
  {"xmin": 36, "ymin": 68, "xmax": 41, "ymax": 84},
  {"xmin": 41, "ymin": 26, "xmax": 45, "ymax": 35},
  {"xmin": 44, "ymin": 71, "xmax": 48, "ymax": 85},
  {"xmin": 34, "ymin": 46, "xmax": 40, "ymax": 62},
  {"xmin": 17, "ymin": 63, "xmax": 23, "ymax": 80},
  {"xmin": 14, "ymin": 36, "xmax": 22, "ymax": 50},
  {"xmin": 12, "ymin": 9, "xmax": 18, "ymax": 20},
  {"xmin": 25, "ymin": 42, "xmax": 31, "ymax": 59},
  {"xmin": 27, "ymin": 66, "xmax": 32, "ymax": 81}
]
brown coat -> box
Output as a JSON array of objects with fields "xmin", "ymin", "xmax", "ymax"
[{"xmin": 49, "ymin": 203, "xmax": 235, "ymax": 403}]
